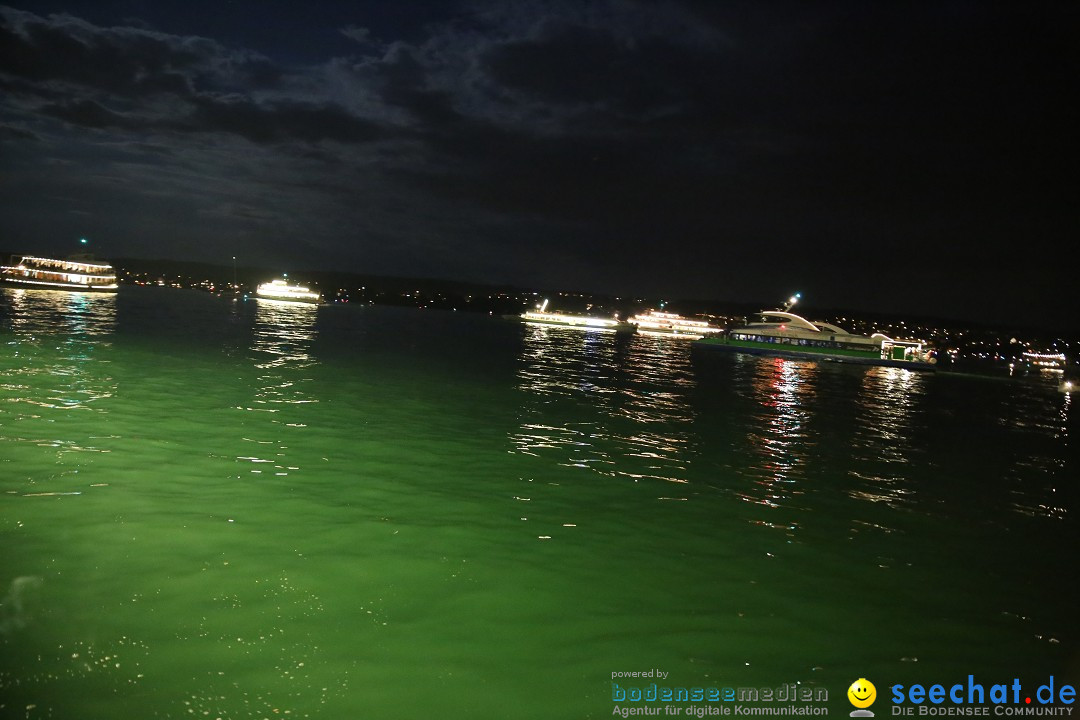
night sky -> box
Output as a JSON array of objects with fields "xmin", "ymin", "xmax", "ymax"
[{"xmin": 1, "ymin": 1, "xmax": 1076, "ymax": 328}]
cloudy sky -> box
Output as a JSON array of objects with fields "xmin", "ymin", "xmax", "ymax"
[{"xmin": 1, "ymin": 1, "xmax": 1075, "ymax": 327}]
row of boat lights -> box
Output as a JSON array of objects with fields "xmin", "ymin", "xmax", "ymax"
[{"xmin": 522, "ymin": 293, "xmax": 808, "ymax": 333}]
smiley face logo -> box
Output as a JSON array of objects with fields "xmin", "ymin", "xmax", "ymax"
[{"xmin": 848, "ymin": 678, "xmax": 877, "ymax": 709}]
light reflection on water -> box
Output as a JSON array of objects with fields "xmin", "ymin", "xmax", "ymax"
[
  {"xmin": 998, "ymin": 382, "xmax": 1072, "ymax": 520},
  {"xmin": 614, "ymin": 333, "xmax": 698, "ymax": 484},
  {"xmin": 846, "ymin": 366, "xmax": 926, "ymax": 509},
  {"xmin": 511, "ymin": 324, "xmax": 698, "ymax": 484},
  {"xmin": 740, "ymin": 357, "xmax": 817, "ymax": 507},
  {"xmin": 2, "ymin": 288, "xmax": 117, "ymax": 340},
  {"xmin": 0, "ymin": 290, "xmax": 118, "ymax": 489},
  {"xmin": 515, "ymin": 322, "xmax": 621, "ymax": 399},
  {"xmin": 238, "ymin": 299, "xmax": 321, "ymax": 477},
  {"xmin": 512, "ymin": 324, "xmax": 621, "ymax": 476},
  {"xmin": 509, "ymin": 321, "xmax": 1075, "ymax": 525},
  {"xmin": 250, "ymin": 299, "xmax": 319, "ymax": 394}
]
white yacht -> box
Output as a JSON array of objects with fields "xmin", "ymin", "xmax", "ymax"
[{"xmin": 695, "ymin": 294, "xmax": 934, "ymax": 370}]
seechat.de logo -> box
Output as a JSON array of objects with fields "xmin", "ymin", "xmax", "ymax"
[{"xmin": 849, "ymin": 678, "xmax": 877, "ymax": 718}]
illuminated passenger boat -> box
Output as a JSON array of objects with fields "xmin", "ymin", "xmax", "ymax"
[
  {"xmin": 694, "ymin": 294, "xmax": 935, "ymax": 370},
  {"xmin": 255, "ymin": 278, "xmax": 321, "ymax": 304},
  {"xmin": 628, "ymin": 309, "xmax": 722, "ymax": 338},
  {"xmin": 520, "ymin": 299, "xmax": 631, "ymax": 332},
  {"xmin": 1021, "ymin": 350, "xmax": 1066, "ymax": 372},
  {"xmin": 0, "ymin": 254, "xmax": 118, "ymax": 292}
]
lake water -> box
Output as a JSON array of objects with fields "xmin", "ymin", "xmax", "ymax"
[{"xmin": 0, "ymin": 287, "xmax": 1076, "ymax": 719}]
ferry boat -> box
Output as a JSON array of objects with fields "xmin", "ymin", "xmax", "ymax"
[
  {"xmin": 255, "ymin": 278, "xmax": 321, "ymax": 304},
  {"xmin": 628, "ymin": 309, "xmax": 722, "ymax": 338},
  {"xmin": 520, "ymin": 299, "xmax": 631, "ymax": 332},
  {"xmin": 1021, "ymin": 350, "xmax": 1066, "ymax": 372},
  {"xmin": 694, "ymin": 294, "xmax": 935, "ymax": 370},
  {"xmin": 0, "ymin": 254, "xmax": 119, "ymax": 292}
]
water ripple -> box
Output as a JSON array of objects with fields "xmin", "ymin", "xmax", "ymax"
[{"xmin": 511, "ymin": 325, "xmax": 698, "ymax": 485}]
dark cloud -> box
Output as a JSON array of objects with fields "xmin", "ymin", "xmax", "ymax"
[
  {"xmin": 0, "ymin": 6, "xmax": 388, "ymax": 145},
  {"xmin": 340, "ymin": 24, "xmax": 376, "ymax": 47},
  {"xmin": 187, "ymin": 96, "xmax": 388, "ymax": 145},
  {"xmin": 0, "ymin": 123, "xmax": 38, "ymax": 140},
  {"xmin": 37, "ymin": 98, "xmax": 140, "ymax": 129},
  {"xmin": 0, "ymin": 7, "xmax": 209, "ymax": 95},
  {"xmin": 373, "ymin": 45, "xmax": 464, "ymax": 129}
]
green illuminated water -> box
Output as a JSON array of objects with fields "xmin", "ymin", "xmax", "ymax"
[{"xmin": 0, "ymin": 287, "xmax": 1076, "ymax": 718}]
